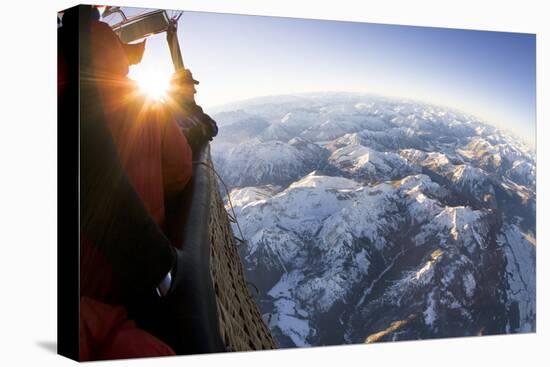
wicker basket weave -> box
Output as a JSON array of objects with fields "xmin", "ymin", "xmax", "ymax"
[{"xmin": 207, "ymin": 156, "xmax": 277, "ymax": 351}]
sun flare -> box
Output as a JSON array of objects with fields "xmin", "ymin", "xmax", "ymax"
[{"xmin": 131, "ymin": 69, "xmax": 171, "ymax": 102}]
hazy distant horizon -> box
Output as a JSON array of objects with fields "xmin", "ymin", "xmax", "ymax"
[{"xmin": 206, "ymin": 91, "xmax": 536, "ymax": 149}]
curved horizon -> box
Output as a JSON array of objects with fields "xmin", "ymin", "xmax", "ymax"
[{"xmin": 207, "ymin": 91, "xmax": 534, "ymax": 148}]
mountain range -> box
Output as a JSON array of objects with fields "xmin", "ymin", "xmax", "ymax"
[{"xmin": 210, "ymin": 92, "xmax": 536, "ymax": 347}]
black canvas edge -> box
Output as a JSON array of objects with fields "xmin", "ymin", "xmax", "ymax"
[{"xmin": 57, "ymin": 4, "xmax": 84, "ymax": 361}]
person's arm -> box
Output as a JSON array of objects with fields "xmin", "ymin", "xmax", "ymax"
[
  {"xmin": 161, "ymin": 115, "xmax": 193, "ymax": 199},
  {"xmin": 80, "ymin": 80, "xmax": 176, "ymax": 296}
]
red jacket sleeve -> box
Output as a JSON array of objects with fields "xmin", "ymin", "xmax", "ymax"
[{"xmin": 161, "ymin": 116, "xmax": 193, "ymax": 197}]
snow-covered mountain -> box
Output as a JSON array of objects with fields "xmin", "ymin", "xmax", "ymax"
[
  {"xmin": 211, "ymin": 92, "xmax": 536, "ymax": 347},
  {"xmin": 328, "ymin": 143, "xmax": 418, "ymax": 183},
  {"xmin": 211, "ymin": 138, "xmax": 328, "ymax": 189}
]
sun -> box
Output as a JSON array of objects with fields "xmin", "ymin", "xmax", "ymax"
[{"xmin": 131, "ymin": 69, "xmax": 171, "ymax": 102}]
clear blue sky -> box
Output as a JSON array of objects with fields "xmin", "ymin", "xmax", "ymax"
[{"xmin": 105, "ymin": 7, "xmax": 536, "ymax": 146}]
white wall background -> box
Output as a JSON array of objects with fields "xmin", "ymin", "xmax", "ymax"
[{"xmin": 0, "ymin": 0, "xmax": 546, "ymax": 366}]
